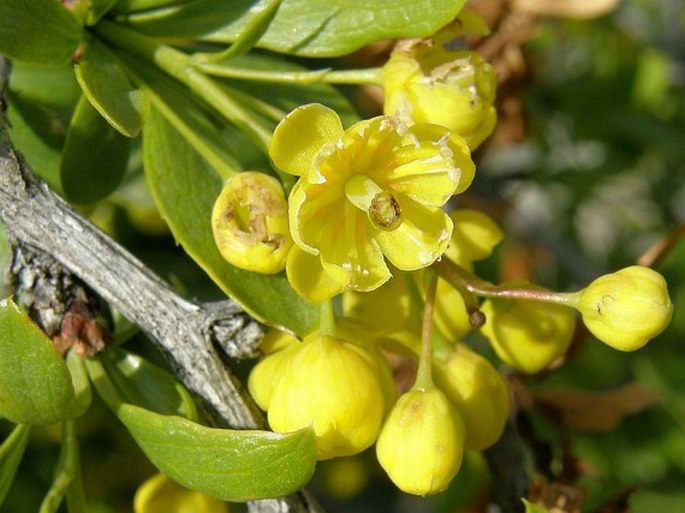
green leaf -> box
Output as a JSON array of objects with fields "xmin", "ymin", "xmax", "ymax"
[
  {"xmin": 65, "ymin": 351, "xmax": 92, "ymax": 418},
  {"xmin": 142, "ymin": 108, "xmax": 319, "ymax": 334},
  {"xmin": 6, "ymin": 92, "xmax": 66, "ymax": 192},
  {"xmin": 126, "ymin": 53, "xmax": 243, "ymax": 179},
  {"xmin": 88, "ymin": 0, "xmax": 119, "ymax": 24},
  {"xmin": 0, "ymin": 298, "xmax": 82, "ymax": 425},
  {"xmin": 100, "ymin": 347, "xmax": 198, "ymax": 420},
  {"xmin": 123, "ymin": 0, "xmax": 467, "ymax": 57},
  {"xmin": 213, "ymin": 52, "xmax": 361, "ymax": 127},
  {"xmin": 116, "ymin": 403, "xmax": 316, "ymax": 501},
  {"xmin": 111, "ymin": 0, "xmax": 194, "ymax": 15},
  {"xmin": 522, "ymin": 499, "xmax": 551, "ymax": 513},
  {"xmin": 0, "ymin": 424, "xmax": 31, "ymax": 507},
  {"xmin": 75, "ymin": 35, "xmax": 148, "ymax": 137},
  {"xmin": 0, "ymin": 0, "xmax": 82, "ymax": 64},
  {"xmin": 61, "ymin": 94, "xmax": 131, "ymax": 204}
]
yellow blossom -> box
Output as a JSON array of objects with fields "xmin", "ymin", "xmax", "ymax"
[
  {"xmin": 270, "ymin": 103, "xmax": 474, "ymax": 300},
  {"xmin": 433, "ymin": 209, "xmax": 504, "ymax": 340},
  {"xmin": 212, "ymin": 171, "xmax": 292, "ymax": 274},
  {"xmin": 267, "ymin": 331, "xmax": 390, "ymax": 460},
  {"xmin": 480, "ymin": 281, "xmax": 576, "ymax": 374},
  {"xmin": 382, "ymin": 18, "xmax": 497, "ymax": 150},
  {"xmin": 376, "ymin": 388, "xmax": 465, "ymax": 495},
  {"xmin": 574, "ymin": 265, "xmax": 673, "ymax": 351},
  {"xmin": 433, "ymin": 343, "xmax": 510, "ymax": 451},
  {"xmin": 134, "ymin": 473, "xmax": 228, "ymax": 513}
]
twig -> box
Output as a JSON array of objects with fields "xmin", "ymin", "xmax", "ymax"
[{"xmin": 0, "ymin": 55, "xmax": 320, "ymax": 513}]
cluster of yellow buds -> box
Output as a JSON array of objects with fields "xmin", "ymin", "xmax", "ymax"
[{"xmin": 209, "ymin": 8, "xmax": 673, "ymax": 498}]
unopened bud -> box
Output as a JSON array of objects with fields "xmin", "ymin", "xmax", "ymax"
[
  {"xmin": 575, "ymin": 265, "xmax": 672, "ymax": 351},
  {"xmin": 376, "ymin": 388, "xmax": 465, "ymax": 495}
]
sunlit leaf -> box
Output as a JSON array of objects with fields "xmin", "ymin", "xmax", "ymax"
[
  {"xmin": 0, "ymin": 0, "xmax": 82, "ymax": 64},
  {"xmin": 75, "ymin": 35, "xmax": 148, "ymax": 137},
  {"xmin": 117, "ymin": 403, "xmax": 316, "ymax": 501},
  {"xmin": 61, "ymin": 94, "xmax": 131, "ymax": 204},
  {"xmin": 0, "ymin": 298, "xmax": 82, "ymax": 425},
  {"xmin": 0, "ymin": 424, "xmax": 31, "ymax": 507},
  {"xmin": 122, "ymin": 0, "xmax": 467, "ymax": 57},
  {"xmin": 522, "ymin": 499, "xmax": 551, "ymax": 513},
  {"xmin": 142, "ymin": 108, "xmax": 319, "ymax": 333}
]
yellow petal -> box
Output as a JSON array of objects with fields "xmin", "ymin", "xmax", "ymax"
[
  {"xmin": 270, "ymin": 103, "xmax": 343, "ymax": 176},
  {"xmin": 318, "ymin": 203, "xmax": 391, "ymax": 292},
  {"xmin": 376, "ymin": 198, "xmax": 452, "ymax": 270},
  {"xmin": 285, "ymin": 246, "xmax": 345, "ymax": 303},
  {"xmin": 444, "ymin": 209, "xmax": 504, "ymax": 268}
]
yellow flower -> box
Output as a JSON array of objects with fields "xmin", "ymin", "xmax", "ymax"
[
  {"xmin": 212, "ymin": 171, "xmax": 292, "ymax": 274},
  {"xmin": 433, "ymin": 209, "xmax": 504, "ymax": 340},
  {"xmin": 433, "ymin": 343, "xmax": 510, "ymax": 451},
  {"xmin": 376, "ymin": 388, "xmax": 465, "ymax": 495},
  {"xmin": 267, "ymin": 332, "xmax": 390, "ymax": 460},
  {"xmin": 574, "ymin": 266, "xmax": 673, "ymax": 351},
  {"xmin": 134, "ymin": 473, "xmax": 228, "ymax": 513},
  {"xmin": 382, "ymin": 20, "xmax": 497, "ymax": 150},
  {"xmin": 480, "ymin": 281, "xmax": 576, "ymax": 374},
  {"xmin": 270, "ymin": 103, "xmax": 474, "ymax": 300}
]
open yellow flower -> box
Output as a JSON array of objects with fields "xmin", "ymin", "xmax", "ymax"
[{"xmin": 270, "ymin": 103, "xmax": 474, "ymax": 299}]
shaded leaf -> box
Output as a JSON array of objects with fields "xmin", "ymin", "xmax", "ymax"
[
  {"xmin": 116, "ymin": 403, "xmax": 316, "ymax": 501},
  {"xmin": 0, "ymin": 298, "xmax": 82, "ymax": 425},
  {"xmin": 0, "ymin": 424, "xmax": 31, "ymax": 507},
  {"xmin": 88, "ymin": 0, "xmax": 118, "ymax": 24},
  {"xmin": 75, "ymin": 35, "xmax": 148, "ymax": 137},
  {"xmin": 126, "ymin": 54, "xmax": 243, "ymax": 178},
  {"xmin": 143, "ymin": 108, "xmax": 319, "ymax": 333},
  {"xmin": 100, "ymin": 347, "xmax": 198, "ymax": 420},
  {"xmin": 0, "ymin": 0, "xmax": 82, "ymax": 64},
  {"xmin": 123, "ymin": 0, "xmax": 467, "ymax": 57},
  {"xmin": 61, "ymin": 94, "xmax": 131, "ymax": 204}
]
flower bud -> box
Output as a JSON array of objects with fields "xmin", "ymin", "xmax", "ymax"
[
  {"xmin": 382, "ymin": 39, "xmax": 497, "ymax": 150},
  {"xmin": 268, "ymin": 333, "xmax": 387, "ymax": 460},
  {"xmin": 575, "ymin": 266, "xmax": 673, "ymax": 351},
  {"xmin": 212, "ymin": 171, "xmax": 292, "ymax": 274},
  {"xmin": 376, "ymin": 388, "xmax": 465, "ymax": 495},
  {"xmin": 433, "ymin": 344, "xmax": 510, "ymax": 451},
  {"xmin": 134, "ymin": 473, "xmax": 228, "ymax": 513},
  {"xmin": 480, "ymin": 281, "xmax": 576, "ymax": 374}
]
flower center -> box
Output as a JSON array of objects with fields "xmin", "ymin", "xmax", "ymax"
[{"xmin": 344, "ymin": 175, "xmax": 402, "ymax": 231}]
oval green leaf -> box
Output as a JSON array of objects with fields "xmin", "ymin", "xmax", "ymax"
[
  {"xmin": 0, "ymin": 0, "xmax": 82, "ymax": 64},
  {"xmin": 61, "ymin": 94, "xmax": 131, "ymax": 204},
  {"xmin": 116, "ymin": 403, "xmax": 316, "ymax": 501},
  {"xmin": 142, "ymin": 108, "xmax": 318, "ymax": 334},
  {"xmin": 0, "ymin": 298, "xmax": 81, "ymax": 425},
  {"xmin": 123, "ymin": 0, "xmax": 467, "ymax": 57},
  {"xmin": 75, "ymin": 35, "xmax": 148, "ymax": 137},
  {"xmin": 0, "ymin": 424, "xmax": 31, "ymax": 507},
  {"xmin": 100, "ymin": 347, "xmax": 198, "ymax": 420}
]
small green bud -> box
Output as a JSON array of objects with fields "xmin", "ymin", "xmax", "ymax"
[
  {"xmin": 212, "ymin": 171, "xmax": 292, "ymax": 274},
  {"xmin": 480, "ymin": 281, "xmax": 576, "ymax": 374},
  {"xmin": 434, "ymin": 344, "xmax": 510, "ymax": 451},
  {"xmin": 575, "ymin": 265, "xmax": 673, "ymax": 351},
  {"xmin": 376, "ymin": 388, "xmax": 465, "ymax": 495},
  {"xmin": 267, "ymin": 333, "xmax": 387, "ymax": 460}
]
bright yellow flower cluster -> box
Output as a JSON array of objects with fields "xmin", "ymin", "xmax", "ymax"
[{"xmin": 209, "ymin": 12, "xmax": 674, "ymax": 499}]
